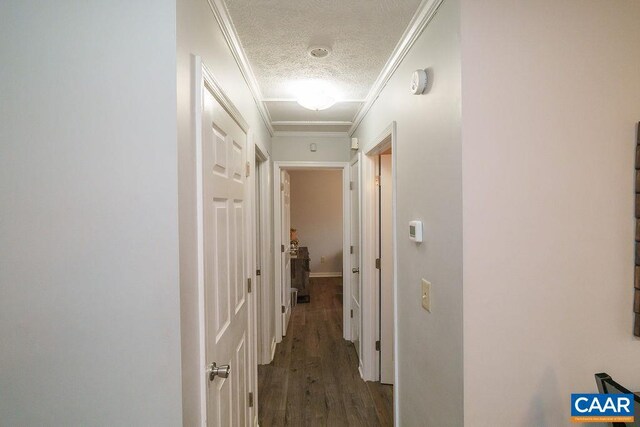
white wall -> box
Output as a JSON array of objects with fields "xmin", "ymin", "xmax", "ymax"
[
  {"xmin": 353, "ymin": 0, "xmax": 463, "ymax": 425},
  {"xmin": 272, "ymin": 134, "xmax": 351, "ymax": 162},
  {"xmin": 289, "ymin": 170, "xmax": 343, "ymax": 274},
  {"xmin": 176, "ymin": 0, "xmax": 273, "ymax": 424},
  {"xmin": 0, "ymin": 1, "xmax": 182, "ymax": 425},
  {"xmin": 461, "ymin": 1, "xmax": 640, "ymax": 426}
]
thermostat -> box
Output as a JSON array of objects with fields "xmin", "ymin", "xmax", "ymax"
[{"xmin": 409, "ymin": 220, "xmax": 423, "ymax": 243}]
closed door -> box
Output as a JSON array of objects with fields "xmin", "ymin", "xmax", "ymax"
[
  {"xmin": 202, "ymin": 80, "xmax": 250, "ymax": 426},
  {"xmin": 350, "ymin": 159, "xmax": 362, "ymax": 362},
  {"xmin": 281, "ymin": 170, "xmax": 292, "ymax": 334}
]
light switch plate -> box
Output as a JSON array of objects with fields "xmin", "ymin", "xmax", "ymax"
[{"xmin": 422, "ymin": 279, "xmax": 431, "ymax": 312}]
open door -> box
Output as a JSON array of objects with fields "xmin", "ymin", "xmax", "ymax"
[
  {"xmin": 200, "ymin": 70, "xmax": 251, "ymax": 426},
  {"xmin": 350, "ymin": 158, "xmax": 362, "ymax": 363},
  {"xmin": 280, "ymin": 170, "xmax": 292, "ymax": 334},
  {"xmin": 379, "ymin": 153, "xmax": 394, "ymax": 385}
]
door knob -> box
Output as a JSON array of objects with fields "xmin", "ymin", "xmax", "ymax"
[
  {"xmin": 352, "ymin": 268, "xmax": 359, "ymax": 273},
  {"xmin": 207, "ymin": 362, "xmax": 230, "ymax": 381}
]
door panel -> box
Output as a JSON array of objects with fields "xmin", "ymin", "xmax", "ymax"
[
  {"xmin": 281, "ymin": 170, "xmax": 292, "ymax": 334},
  {"xmin": 202, "ymin": 79, "xmax": 250, "ymax": 426},
  {"xmin": 350, "ymin": 160, "xmax": 362, "ymax": 363}
]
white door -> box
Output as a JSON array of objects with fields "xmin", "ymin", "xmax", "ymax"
[
  {"xmin": 202, "ymin": 81, "xmax": 250, "ymax": 426},
  {"xmin": 350, "ymin": 159, "xmax": 362, "ymax": 362},
  {"xmin": 280, "ymin": 170, "xmax": 292, "ymax": 334},
  {"xmin": 380, "ymin": 154, "xmax": 394, "ymax": 385}
]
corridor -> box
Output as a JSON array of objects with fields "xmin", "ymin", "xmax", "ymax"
[{"xmin": 258, "ymin": 278, "xmax": 392, "ymax": 426}]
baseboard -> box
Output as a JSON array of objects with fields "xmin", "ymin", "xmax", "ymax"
[{"xmin": 309, "ymin": 272, "xmax": 343, "ymax": 278}]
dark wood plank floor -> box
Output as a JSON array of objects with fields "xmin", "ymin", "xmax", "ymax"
[{"xmin": 258, "ymin": 277, "xmax": 393, "ymax": 427}]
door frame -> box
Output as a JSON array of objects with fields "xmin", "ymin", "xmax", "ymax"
[
  {"xmin": 192, "ymin": 55, "xmax": 258, "ymax": 427},
  {"xmin": 360, "ymin": 122, "xmax": 397, "ymax": 393},
  {"xmin": 254, "ymin": 146, "xmax": 274, "ymax": 365},
  {"xmin": 273, "ymin": 161, "xmax": 352, "ymax": 342},
  {"xmin": 350, "ymin": 154, "xmax": 364, "ymax": 375}
]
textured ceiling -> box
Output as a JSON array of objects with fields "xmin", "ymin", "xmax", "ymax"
[{"xmin": 223, "ymin": 0, "xmax": 422, "ymax": 133}]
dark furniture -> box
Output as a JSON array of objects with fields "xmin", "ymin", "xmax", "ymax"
[
  {"xmin": 291, "ymin": 246, "xmax": 310, "ymax": 303},
  {"xmin": 594, "ymin": 373, "xmax": 640, "ymax": 427}
]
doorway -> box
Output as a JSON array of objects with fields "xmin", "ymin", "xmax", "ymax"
[{"xmin": 272, "ymin": 162, "xmax": 352, "ymax": 342}]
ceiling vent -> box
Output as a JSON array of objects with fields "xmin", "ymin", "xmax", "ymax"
[{"xmin": 308, "ymin": 46, "xmax": 330, "ymax": 58}]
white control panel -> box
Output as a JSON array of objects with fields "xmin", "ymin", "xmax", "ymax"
[{"xmin": 409, "ymin": 220, "xmax": 423, "ymax": 243}]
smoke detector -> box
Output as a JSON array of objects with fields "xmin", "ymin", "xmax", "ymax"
[{"xmin": 308, "ymin": 46, "xmax": 331, "ymax": 58}]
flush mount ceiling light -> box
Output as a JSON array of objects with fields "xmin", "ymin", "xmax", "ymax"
[{"xmin": 292, "ymin": 79, "xmax": 338, "ymax": 111}]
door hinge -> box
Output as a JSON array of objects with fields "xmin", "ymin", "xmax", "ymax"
[
  {"xmin": 246, "ymin": 161, "xmax": 250, "ymax": 177},
  {"xmin": 350, "ymin": 245, "xmax": 354, "ymax": 254},
  {"xmin": 375, "ymin": 175, "xmax": 380, "ymax": 187},
  {"xmin": 281, "ymin": 305, "xmax": 286, "ymax": 314},
  {"xmin": 375, "ymin": 340, "xmax": 381, "ymax": 351},
  {"xmin": 280, "ymin": 183, "xmax": 284, "ymax": 191},
  {"xmin": 350, "ymin": 181, "xmax": 354, "ymax": 190},
  {"xmin": 350, "ymin": 309, "xmax": 353, "ymax": 318},
  {"xmin": 281, "ymin": 244, "xmax": 285, "ymax": 253},
  {"xmin": 247, "ymin": 278, "xmax": 252, "ymax": 293},
  {"xmin": 248, "ymin": 392, "xmax": 254, "ymax": 407},
  {"xmin": 256, "ymin": 269, "xmax": 261, "ymax": 276},
  {"xmin": 375, "ymin": 258, "xmax": 381, "ymax": 269}
]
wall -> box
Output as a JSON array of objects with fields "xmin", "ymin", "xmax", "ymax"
[
  {"xmin": 272, "ymin": 134, "xmax": 351, "ymax": 162},
  {"xmin": 0, "ymin": 1, "xmax": 182, "ymax": 425},
  {"xmin": 176, "ymin": 0, "xmax": 273, "ymax": 424},
  {"xmin": 289, "ymin": 170, "xmax": 343, "ymax": 274},
  {"xmin": 461, "ymin": 1, "xmax": 640, "ymax": 426},
  {"xmin": 352, "ymin": 0, "xmax": 463, "ymax": 425}
]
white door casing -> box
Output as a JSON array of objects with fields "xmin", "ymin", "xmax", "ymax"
[
  {"xmin": 198, "ymin": 59, "xmax": 251, "ymax": 427},
  {"xmin": 380, "ymin": 154, "xmax": 394, "ymax": 385},
  {"xmin": 350, "ymin": 158, "xmax": 363, "ymax": 365},
  {"xmin": 280, "ymin": 170, "xmax": 292, "ymax": 334}
]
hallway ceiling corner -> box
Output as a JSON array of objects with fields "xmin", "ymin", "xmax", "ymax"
[{"xmin": 215, "ymin": 0, "xmax": 442, "ymax": 136}]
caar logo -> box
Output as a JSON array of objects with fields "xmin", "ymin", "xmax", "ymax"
[{"xmin": 571, "ymin": 393, "xmax": 635, "ymax": 423}]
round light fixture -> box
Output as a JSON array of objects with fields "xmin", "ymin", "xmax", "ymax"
[
  {"xmin": 308, "ymin": 46, "xmax": 331, "ymax": 58},
  {"xmin": 293, "ymin": 79, "xmax": 338, "ymax": 111},
  {"xmin": 297, "ymin": 93, "xmax": 335, "ymax": 111}
]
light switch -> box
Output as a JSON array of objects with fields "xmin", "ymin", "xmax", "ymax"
[{"xmin": 421, "ymin": 279, "xmax": 431, "ymax": 312}]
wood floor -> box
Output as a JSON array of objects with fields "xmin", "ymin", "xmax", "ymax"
[{"xmin": 258, "ymin": 277, "xmax": 393, "ymax": 426}]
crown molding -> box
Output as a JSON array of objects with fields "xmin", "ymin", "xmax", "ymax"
[
  {"xmin": 348, "ymin": 0, "xmax": 445, "ymax": 136},
  {"xmin": 271, "ymin": 121, "xmax": 353, "ymax": 126},
  {"xmin": 263, "ymin": 98, "xmax": 366, "ymax": 104},
  {"xmin": 272, "ymin": 131, "xmax": 350, "ymax": 138},
  {"xmin": 206, "ymin": 0, "xmax": 275, "ymax": 136}
]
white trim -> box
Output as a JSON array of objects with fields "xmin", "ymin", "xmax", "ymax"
[
  {"xmin": 205, "ymin": 0, "xmax": 275, "ymax": 136},
  {"xmin": 348, "ymin": 0, "xmax": 444, "ymax": 136},
  {"xmin": 272, "ymin": 131, "xmax": 350, "ymax": 138},
  {"xmin": 360, "ymin": 122, "xmax": 397, "ymax": 388},
  {"xmin": 309, "ymin": 272, "xmax": 343, "ymax": 278},
  {"xmin": 273, "ymin": 161, "xmax": 352, "ymax": 342},
  {"xmin": 271, "ymin": 121, "xmax": 353, "ymax": 126},
  {"xmin": 263, "ymin": 98, "xmax": 366, "ymax": 103},
  {"xmin": 192, "ymin": 55, "xmax": 208, "ymax": 427}
]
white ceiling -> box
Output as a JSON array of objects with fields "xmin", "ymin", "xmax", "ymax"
[{"xmin": 223, "ymin": 0, "xmax": 422, "ymax": 134}]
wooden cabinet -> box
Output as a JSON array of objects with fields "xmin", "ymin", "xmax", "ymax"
[{"xmin": 291, "ymin": 246, "xmax": 310, "ymax": 303}]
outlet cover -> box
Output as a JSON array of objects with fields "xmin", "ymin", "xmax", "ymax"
[{"xmin": 422, "ymin": 279, "xmax": 431, "ymax": 312}]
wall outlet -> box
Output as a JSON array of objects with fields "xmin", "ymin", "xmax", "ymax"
[
  {"xmin": 320, "ymin": 256, "xmax": 325, "ymax": 264},
  {"xmin": 422, "ymin": 279, "xmax": 431, "ymax": 312}
]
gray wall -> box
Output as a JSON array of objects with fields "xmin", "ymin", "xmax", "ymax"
[
  {"xmin": 289, "ymin": 170, "xmax": 343, "ymax": 274},
  {"xmin": 272, "ymin": 134, "xmax": 351, "ymax": 162},
  {"xmin": 0, "ymin": 1, "xmax": 182, "ymax": 425},
  {"xmin": 352, "ymin": 0, "xmax": 463, "ymax": 425},
  {"xmin": 177, "ymin": 0, "xmax": 273, "ymax": 424},
  {"xmin": 461, "ymin": 1, "xmax": 640, "ymax": 425}
]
